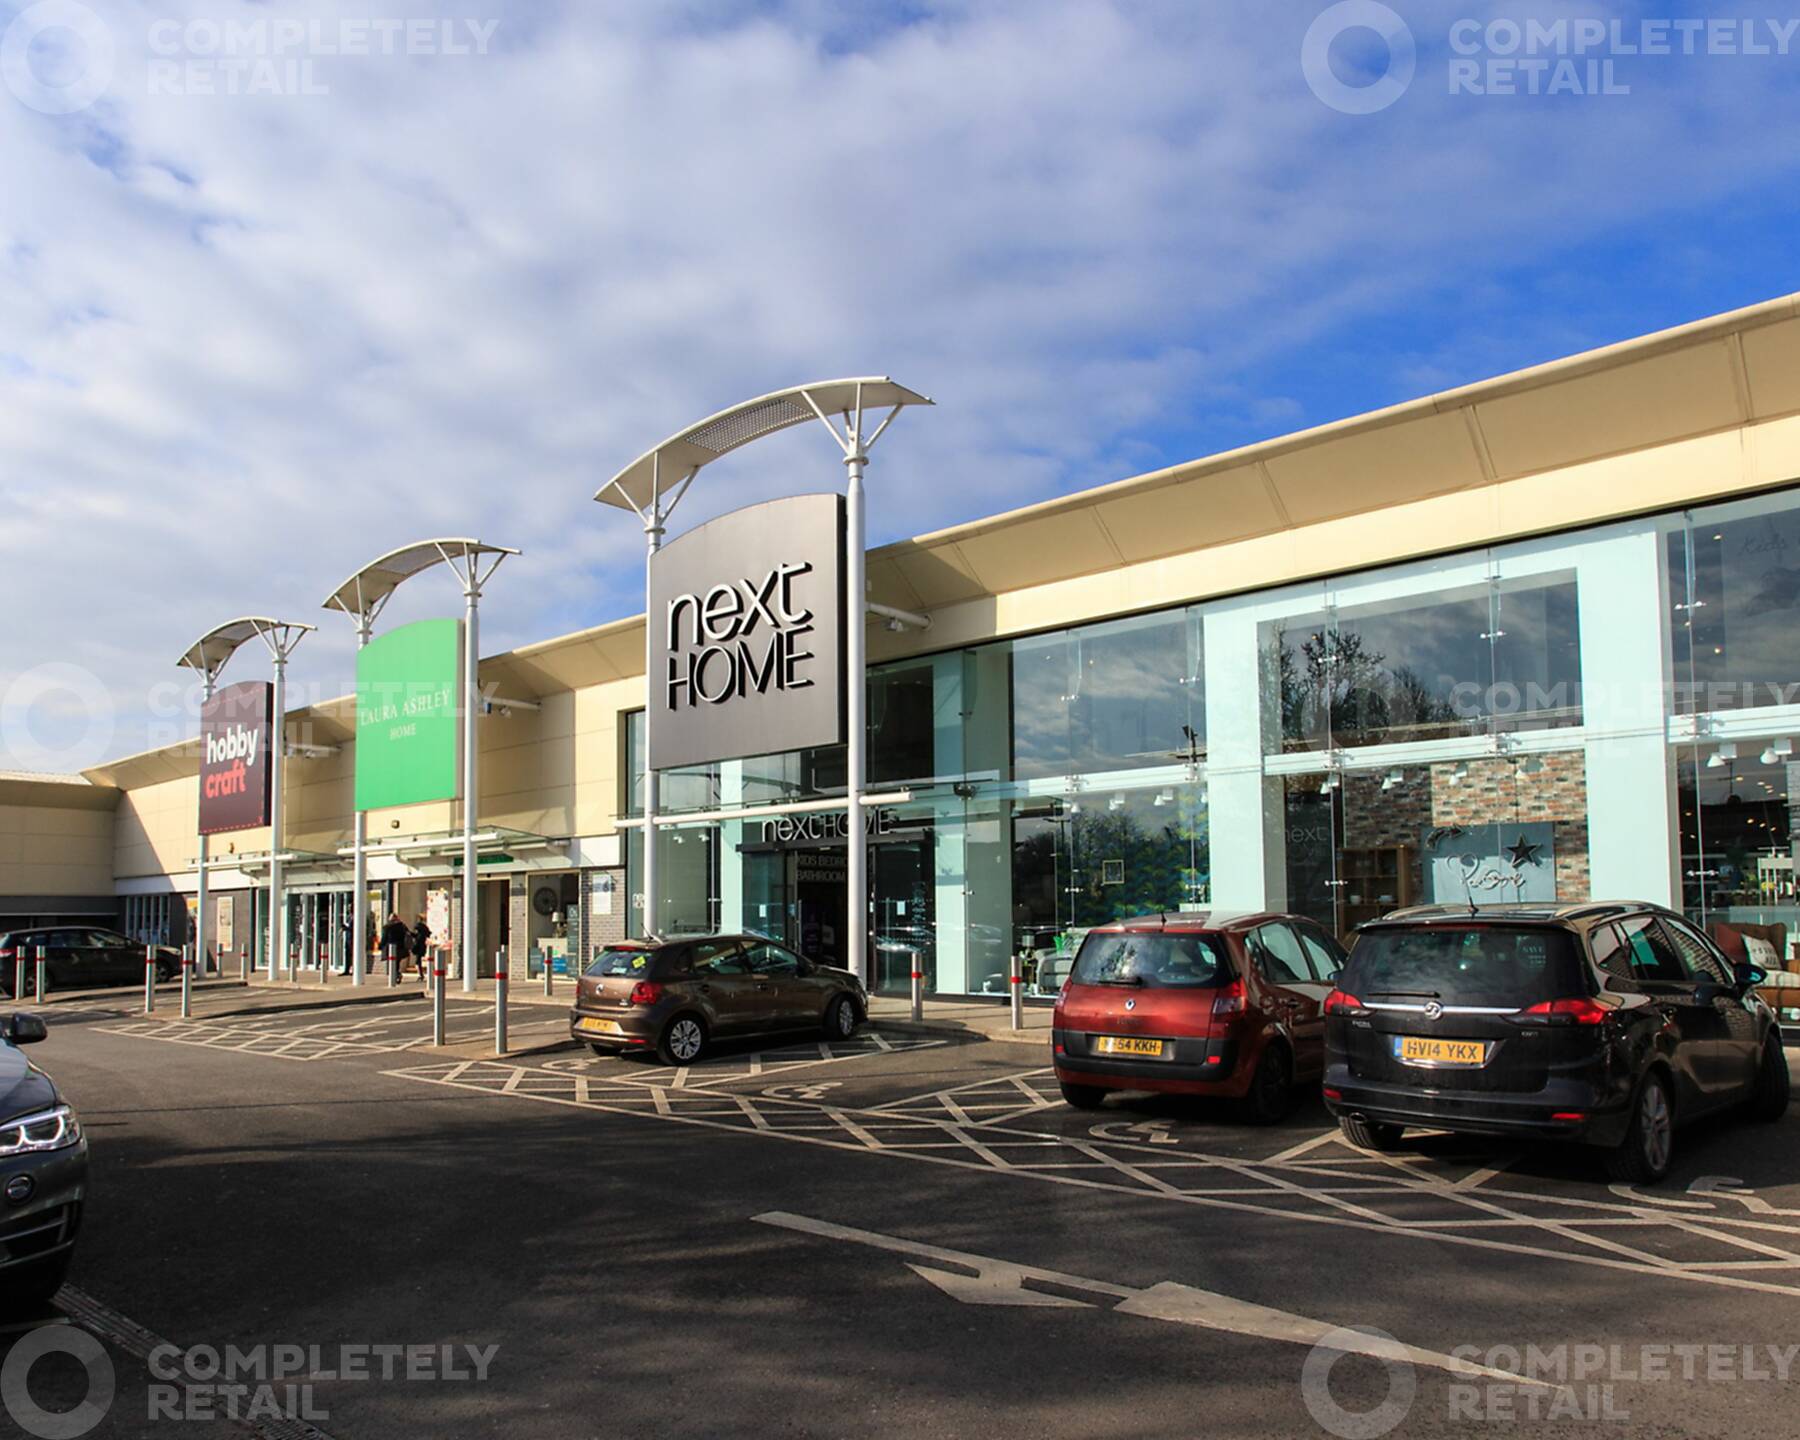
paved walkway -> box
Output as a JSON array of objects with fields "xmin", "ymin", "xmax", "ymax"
[{"xmin": 17, "ymin": 971, "xmax": 1054, "ymax": 1048}]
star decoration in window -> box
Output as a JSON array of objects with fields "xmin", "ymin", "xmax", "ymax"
[{"xmin": 1504, "ymin": 834, "xmax": 1544, "ymax": 868}]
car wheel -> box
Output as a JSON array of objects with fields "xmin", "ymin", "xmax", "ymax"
[
  {"xmin": 0, "ymin": 1252, "xmax": 71, "ymax": 1315},
  {"xmin": 825, "ymin": 995, "xmax": 859, "ymax": 1041},
  {"xmin": 1339, "ymin": 1114, "xmax": 1404, "ymax": 1151},
  {"xmin": 1606, "ymin": 1071, "xmax": 1674, "ymax": 1184},
  {"xmin": 1750, "ymin": 1034, "xmax": 1791, "ymax": 1123},
  {"xmin": 1059, "ymin": 1081, "xmax": 1107, "ymax": 1110},
  {"xmin": 1245, "ymin": 1042, "xmax": 1294, "ymax": 1125},
  {"xmin": 657, "ymin": 1014, "xmax": 708, "ymax": 1067}
]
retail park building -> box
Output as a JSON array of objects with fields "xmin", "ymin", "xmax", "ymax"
[{"xmin": 11, "ymin": 294, "xmax": 1800, "ymax": 991}]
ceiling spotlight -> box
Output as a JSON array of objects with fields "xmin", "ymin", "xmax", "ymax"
[
  {"xmin": 1319, "ymin": 773, "xmax": 1339, "ymax": 794},
  {"xmin": 1153, "ymin": 788, "xmax": 1175, "ymax": 806},
  {"xmin": 1108, "ymin": 794, "xmax": 1126, "ymax": 811},
  {"xmin": 1381, "ymin": 768, "xmax": 1404, "ymax": 791},
  {"xmin": 1446, "ymin": 763, "xmax": 1469, "ymax": 785},
  {"xmin": 1708, "ymin": 742, "xmax": 1738, "ymax": 769}
]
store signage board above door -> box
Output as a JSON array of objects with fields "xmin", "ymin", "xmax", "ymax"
[
  {"xmin": 198, "ymin": 680, "xmax": 273, "ymax": 835},
  {"xmin": 648, "ymin": 493, "xmax": 846, "ymax": 773},
  {"xmin": 354, "ymin": 618, "xmax": 463, "ymax": 812}
]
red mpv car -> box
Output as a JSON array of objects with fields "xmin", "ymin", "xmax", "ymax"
[{"xmin": 1052, "ymin": 912, "xmax": 1348, "ymax": 1121}]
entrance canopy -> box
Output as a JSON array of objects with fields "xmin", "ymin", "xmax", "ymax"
[
  {"xmin": 322, "ymin": 538, "xmax": 520, "ymax": 622},
  {"xmin": 595, "ymin": 377, "xmax": 932, "ymax": 514}
]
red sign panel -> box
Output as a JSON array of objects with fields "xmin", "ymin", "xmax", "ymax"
[{"xmin": 198, "ymin": 681, "xmax": 274, "ymax": 836}]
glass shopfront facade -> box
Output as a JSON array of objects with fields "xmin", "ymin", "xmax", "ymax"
[{"xmin": 626, "ymin": 484, "xmax": 1800, "ymax": 992}]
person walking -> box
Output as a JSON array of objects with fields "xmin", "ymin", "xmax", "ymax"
[
  {"xmin": 410, "ymin": 913, "xmax": 432, "ymax": 985},
  {"xmin": 380, "ymin": 911, "xmax": 411, "ymax": 985}
]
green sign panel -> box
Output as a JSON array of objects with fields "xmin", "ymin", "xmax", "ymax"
[{"xmin": 355, "ymin": 618, "xmax": 463, "ymax": 812}]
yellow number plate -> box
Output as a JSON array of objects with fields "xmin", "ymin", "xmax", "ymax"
[
  {"xmin": 1094, "ymin": 1036, "xmax": 1165, "ymax": 1057},
  {"xmin": 577, "ymin": 1017, "xmax": 622, "ymax": 1036},
  {"xmin": 1394, "ymin": 1036, "xmax": 1488, "ymax": 1067}
]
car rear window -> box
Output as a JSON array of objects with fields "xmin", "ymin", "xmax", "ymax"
[
  {"xmin": 1070, "ymin": 932, "xmax": 1232, "ymax": 988},
  {"xmin": 1343, "ymin": 925, "xmax": 1587, "ymax": 1007},
  {"xmin": 585, "ymin": 946, "xmax": 659, "ymax": 979}
]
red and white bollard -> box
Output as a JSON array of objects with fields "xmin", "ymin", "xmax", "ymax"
[
  {"xmin": 495, "ymin": 950, "xmax": 508, "ymax": 1056},
  {"xmin": 1009, "ymin": 960, "xmax": 1025, "ymax": 1031},
  {"xmin": 144, "ymin": 943, "xmax": 157, "ymax": 1015},
  {"xmin": 431, "ymin": 963, "xmax": 446, "ymax": 1047},
  {"xmin": 12, "ymin": 951, "xmax": 23, "ymax": 1004},
  {"xmin": 35, "ymin": 945, "xmax": 47, "ymax": 1002},
  {"xmin": 910, "ymin": 966, "xmax": 924, "ymax": 1023},
  {"xmin": 180, "ymin": 942, "xmax": 193, "ymax": 1019}
]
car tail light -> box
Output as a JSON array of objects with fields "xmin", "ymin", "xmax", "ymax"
[
  {"xmin": 1323, "ymin": 989, "xmax": 1362, "ymax": 1015},
  {"xmin": 0, "ymin": 948, "xmax": 12, "ymax": 961},
  {"xmin": 1519, "ymin": 997, "xmax": 1609, "ymax": 1026},
  {"xmin": 1323, "ymin": 1087, "xmax": 1343, "ymax": 1101},
  {"xmin": 1211, "ymin": 979, "xmax": 1245, "ymax": 1018},
  {"xmin": 1551, "ymin": 1112, "xmax": 1587, "ymax": 1122},
  {"xmin": 627, "ymin": 981, "xmax": 664, "ymax": 1006}
]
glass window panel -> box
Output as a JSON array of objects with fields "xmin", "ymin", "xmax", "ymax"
[
  {"xmin": 1670, "ymin": 496, "xmax": 1800, "ymax": 715},
  {"xmin": 1675, "ymin": 749, "xmax": 1796, "ymax": 935},
  {"xmin": 1490, "ymin": 572, "xmax": 1583, "ymax": 733},
  {"xmin": 1286, "ymin": 752, "xmax": 1590, "ymax": 944}
]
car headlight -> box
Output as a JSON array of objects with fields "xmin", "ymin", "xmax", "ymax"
[{"xmin": 0, "ymin": 1105, "xmax": 81, "ymax": 1157}]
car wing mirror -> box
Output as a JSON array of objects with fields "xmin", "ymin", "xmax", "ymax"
[
  {"xmin": 4, "ymin": 1014, "xmax": 48, "ymax": 1045},
  {"xmin": 1734, "ymin": 962, "xmax": 1767, "ymax": 993}
]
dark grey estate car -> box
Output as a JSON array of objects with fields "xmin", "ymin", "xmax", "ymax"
[
  {"xmin": 570, "ymin": 935, "xmax": 868, "ymax": 1065},
  {"xmin": 1, "ymin": 926, "xmax": 181, "ymax": 997},
  {"xmin": 0, "ymin": 1012, "xmax": 87, "ymax": 1312},
  {"xmin": 1324, "ymin": 901, "xmax": 1790, "ymax": 1182}
]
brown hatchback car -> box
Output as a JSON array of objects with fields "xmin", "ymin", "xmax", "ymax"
[{"xmin": 569, "ymin": 935, "xmax": 868, "ymax": 1065}]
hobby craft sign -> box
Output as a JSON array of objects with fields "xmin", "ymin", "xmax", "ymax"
[
  {"xmin": 198, "ymin": 681, "xmax": 274, "ymax": 834},
  {"xmin": 648, "ymin": 494, "xmax": 846, "ymax": 771}
]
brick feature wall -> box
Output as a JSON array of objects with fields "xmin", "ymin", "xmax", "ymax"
[{"xmin": 1341, "ymin": 753, "xmax": 1590, "ymax": 900}]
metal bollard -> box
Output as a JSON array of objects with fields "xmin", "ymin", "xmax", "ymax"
[
  {"xmin": 36, "ymin": 947, "xmax": 47, "ymax": 1002},
  {"xmin": 387, "ymin": 950, "xmax": 398, "ymax": 987},
  {"xmin": 1009, "ymin": 959, "xmax": 1024, "ymax": 1031},
  {"xmin": 320, "ymin": 943, "xmax": 329, "ymax": 986},
  {"xmin": 144, "ymin": 944, "xmax": 157, "ymax": 1015},
  {"xmin": 542, "ymin": 956, "xmax": 553, "ymax": 999},
  {"xmin": 180, "ymin": 942, "xmax": 193, "ymax": 1020},
  {"xmin": 12, "ymin": 953, "xmax": 23, "ymax": 1004},
  {"xmin": 238, "ymin": 944, "xmax": 248, "ymax": 982},
  {"xmin": 495, "ymin": 951, "xmax": 508, "ymax": 1055},
  {"xmin": 910, "ymin": 966, "xmax": 924, "ymax": 1023},
  {"xmin": 432, "ymin": 965, "xmax": 446, "ymax": 1047}
]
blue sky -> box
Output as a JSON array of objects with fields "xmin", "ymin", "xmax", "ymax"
[{"xmin": 2, "ymin": 0, "xmax": 1798, "ymax": 768}]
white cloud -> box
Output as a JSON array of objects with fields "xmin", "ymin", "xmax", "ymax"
[{"xmin": 1, "ymin": 0, "xmax": 1795, "ymax": 765}]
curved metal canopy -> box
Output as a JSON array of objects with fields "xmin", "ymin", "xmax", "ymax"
[
  {"xmin": 595, "ymin": 377, "xmax": 932, "ymax": 513},
  {"xmin": 322, "ymin": 538, "xmax": 521, "ymax": 620},
  {"xmin": 177, "ymin": 616, "xmax": 316, "ymax": 678}
]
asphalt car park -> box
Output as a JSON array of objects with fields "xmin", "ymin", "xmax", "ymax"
[{"xmin": 2, "ymin": 986, "xmax": 1796, "ymax": 1437}]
